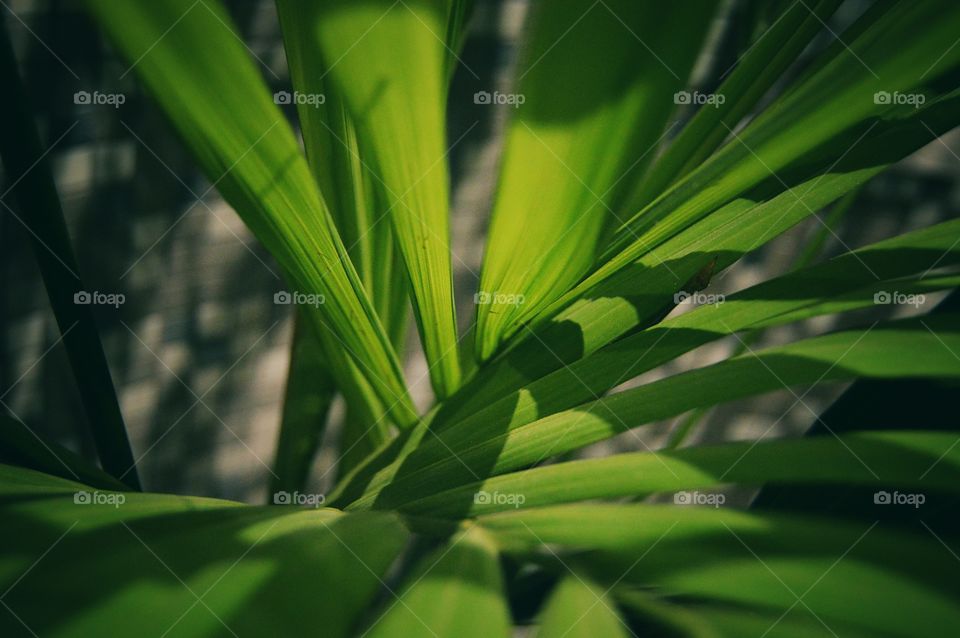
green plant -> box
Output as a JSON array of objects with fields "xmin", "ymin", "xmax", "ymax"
[{"xmin": 2, "ymin": 0, "xmax": 960, "ymax": 636}]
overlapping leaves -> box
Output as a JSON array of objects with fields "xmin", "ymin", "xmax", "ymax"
[{"xmin": 4, "ymin": 0, "xmax": 960, "ymax": 636}]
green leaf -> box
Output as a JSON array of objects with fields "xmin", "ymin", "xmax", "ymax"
[
  {"xmin": 363, "ymin": 525, "xmax": 511, "ymax": 638},
  {"xmin": 604, "ymin": 0, "xmax": 960, "ymax": 268},
  {"xmin": 477, "ymin": 504, "xmax": 936, "ymax": 565},
  {"xmin": 275, "ymin": 1, "xmax": 413, "ymax": 462},
  {"xmin": 438, "ymin": 238, "xmax": 959, "ymax": 452},
  {"xmin": 522, "ymin": 3, "xmax": 960, "ymax": 332},
  {"xmin": 270, "ymin": 315, "xmax": 337, "ymax": 495},
  {"xmin": 14, "ymin": 2, "xmax": 960, "ymax": 636},
  {"xmin": 275, "ymin": 1, "xmax": 409, "ymax": 349},
  {"xmin": 403, "ymin": 430, "xmax": 960, "ymax": 516},
  {"xmin": 474, "ymin": 0, "xmax": 715, "ymax": 360},
  {"xmin": 0, "ymin": 464, "xmax": 408, "ymax": 638},
  {"xmin": 685, "ymin": 604, "xmax": 874, "ymax": 638},
  {"xmin": 446, "ymin": 82, "xmax": 960, "ymax": 429},
  {"xmin": 356, "ymin": 317, "xmax": 960, "ymax": 508},
  {"xmin": 86, "ymin": 0, "xmax": 417, "ymax": 425},
  {"xmin": 521, "ymin": 86, "xmax": 960, "ymax": 353},
  {"xmin": 278, "ymin": 0, "xmax": 462, "ymax": 398},
  {"xmin": 326, "ymin": 426, "xmax": 413, "ymax": 508},
  {"xmin": 626, "ymin": 0, "xmax": 844, "ymax": 209},
  {"xmin": 346, "ymin": 219, "xmax": 960, "ymax": 506},
  {"xmin": 662, "ymin": 560, "xmax": 956, "ymax": 637},
  {"xmin": 666, "ymin": 185, "xmax": 863, "ymax": 449},
  {"xmin": 443, "ymin": 1, "xmax": 475, "ymax": 82},
  {"xmin": 479, "ymin": 504, "xmax": 960, "ymax": 637},
  {"xmin": 352, "ymin": 269, "xmax": 960, "ymax": 509},
  {"xmin": 537, "ymin": 576, "xmax": 630, "ymax": 638}
]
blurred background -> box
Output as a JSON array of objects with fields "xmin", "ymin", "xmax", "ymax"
[{"xmin": 2, "ymin": 0, "xmax": 957, "ymax": 503}]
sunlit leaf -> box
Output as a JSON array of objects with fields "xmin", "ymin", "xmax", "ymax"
[
  {"xmin": 475, "ymin": 0, "xmax": 715, "ymax": 359},
  {"xmin": 363, "ymin": 525, "xmax": 510, "ymax": 638},
  {"xmin": 0, "ymin": 464, "xmax": 408, "ymax": 638},
  {"xmin": 86, "ymin": 0, "xmax": 417, "ymax": 425},
  {"xmin": 278, "ymin": 0, "xmax": 463, "ymax": 398}
]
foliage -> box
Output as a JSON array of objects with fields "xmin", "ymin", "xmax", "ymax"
[{"xmin": 2, "ymin": 0, "xmax": 959, "ymax": 636}]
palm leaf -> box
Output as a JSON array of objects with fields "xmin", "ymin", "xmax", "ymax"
[
  {"xmin": 405, "ymin": 430, "xmax": 960, "ymax": 516},
  {"xmin": 276, "ymin": 0, "xmax": 463, "ymax": 398},
  {"xmin": 0, "ymin": 464, "xmax": 407, "ymax": 638},
  {"xmin": 355, "ymin": 317, "xmax": 960, "ymax": 508},
  {"xmin": 474, "ymin": 0, "xmax": 715, "ymax": 359},
  {"xmin": 479, "ymin": 504, "xmax": 960, "ymax": 636},
  {"xmin": 537, "ymin": 576, "xmax": 630, "ymax": 638},
  {"xmin": 363, "ymin": 525, "xmax": 511, "ymax": 637},
  {"xmin": 5, "ymin": 1, "xmax": 960, "ymax": 636},
  {"xmin": 336, "ymin": 218, "xmax": 960, "ymax": 505},
  {"xmin": 627, "ymin": 0, "xmax": 844, "ymax": 208},
  {"xmin": 536, "ymin": 1, "xmax": 960, "ymax": 325},
  {"xmin": 85, "ymin": 0, "xmax": 417, "ymax": 425},
  {"xmin": 270, "ymin": 315, "xmax": 337, "ymax": 495}
]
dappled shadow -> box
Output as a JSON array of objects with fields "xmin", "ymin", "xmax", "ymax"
[
  {"xmin": 0, "ymin": 499, "xmax": 407, "ymax": 637},
  {"xmin": 2, "ymin": 0, "xmax": 958, "ymax": 519},
  {"xmin": 562, "ymin": 501, "xmax": 960, "ymax": 612},
  {"xmin": 369, "ymin": 266, "xmax": 960, "ymax": 519},
  {"xmin": 483, "ymin": 474, "xmax": 960, "ymax": 617}
]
